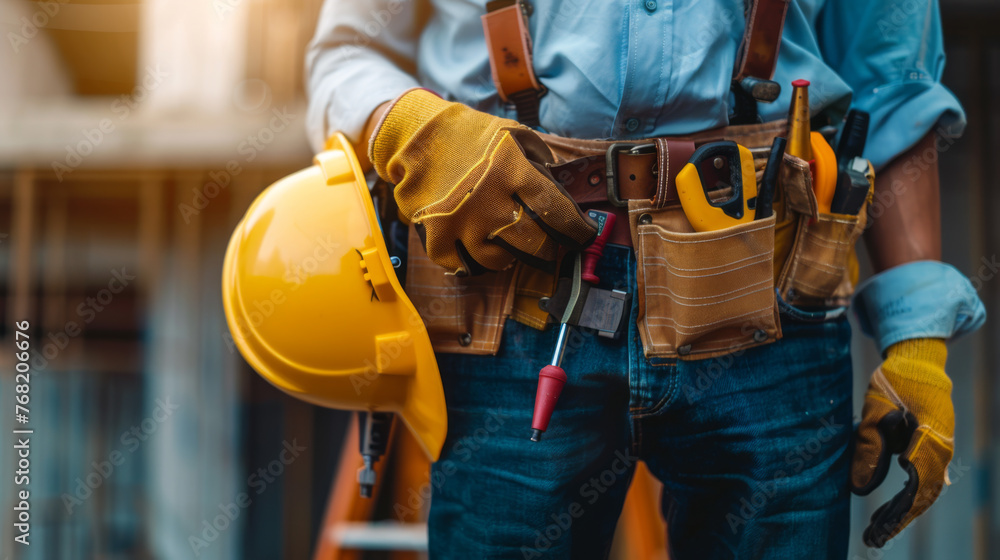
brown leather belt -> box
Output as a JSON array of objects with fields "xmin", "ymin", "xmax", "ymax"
[{"xmin": 550, "ymin": 139, "xmax": 696, "ymax": 247}]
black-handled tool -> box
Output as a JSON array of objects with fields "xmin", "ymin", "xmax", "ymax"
[
  {"xmin": 830, "ymin": 109, "xmax": 872, "ymax": 215},
  {"xmin": 756, "ymin": 136, "xmax": 787, "ymax": 220},
  {"xmin": 837, "ymin": 109, "xmax": 870, "ymax": 164},
  {"xmin": 357, "ymin": 411, "xmax": 393, "ymax": 498},
  {"xmin": 831, "ymin": 157, "xmax": 873, "ymax": 215}
]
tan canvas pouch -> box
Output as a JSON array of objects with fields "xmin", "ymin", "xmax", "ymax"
[
  {"xmin": 627, "ymin": 145, "xmax": 783, "ymax": 360},
  {"xmin": 776, "ymin": 154, "xmax": 873, "ymax": 307},
  {"xmin": 629, "ymin": 205, "xmax": 780, "ymax": 360},
  {"xmin": 404, "ymin": 226, "xmax": 517, "ymax": 355}
]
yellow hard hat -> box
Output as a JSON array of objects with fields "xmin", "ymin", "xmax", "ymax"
[{"xmin": 222, "ymin": 132, "xmax": 446, "ymax": 461}]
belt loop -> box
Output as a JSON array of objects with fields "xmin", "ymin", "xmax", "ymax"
[
  {"xmin": 651, "ymin": 140, "xmax": 696, "ymax": 209},
  {"xmin": 652, "ymin": 138, "xmax": 670, "ymax": 209}
]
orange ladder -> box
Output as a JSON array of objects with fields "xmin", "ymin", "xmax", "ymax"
[{"xmin": 313, "ymin": 414, "xmax": 669, "ymax": 559}]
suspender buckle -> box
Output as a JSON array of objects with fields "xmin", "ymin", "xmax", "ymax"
[
  {"xmin": 730, "ymin": 77, "xmax": 782, "ymax": 125},
  {"xmin": 737, "ymin": 76, "xmax": 781, "ymax": 103}
]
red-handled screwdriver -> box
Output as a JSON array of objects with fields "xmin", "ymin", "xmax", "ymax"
[
  {"xmin": 581, "ymin": 209, "xmax": 617, "ymax": 284},
  {"xmin": 530, "ymin": 209, "xmax": 616, "ymax": 442},
  {"xmin": 530, "ymin": 322, "xmax": 571, "ymax": 442}
]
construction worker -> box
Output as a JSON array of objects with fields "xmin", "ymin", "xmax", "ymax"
[{"xmin": 304, "ymin": 0, "xmax": 985, "ymax": 558}]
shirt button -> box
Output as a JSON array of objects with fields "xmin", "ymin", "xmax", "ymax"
[
  {"xmin": 644, "ymin": 0, "xmax": 657, "ymax": 12},
  {"xmin": 625, "ymin": 118, "xmax": 640, "ymax": 132}
]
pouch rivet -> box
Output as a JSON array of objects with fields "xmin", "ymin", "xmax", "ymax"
[
  {"xmin": 458, "ymin": 332, "xmax": 473, "ymax": 346},
  {"xmin": 639, "ymin": 214, "xmax": 652, "ymax": 225},
  {"xmin": 677, "ymin": 344, "xmax": 692, "ymax": 356},
  {"xmin": 753, "ymin": 329, "xmax": 768, "ymax": 342},
  {"xmin": 588, "ymin": 171, "xmax": 602, "ymax": 186}
]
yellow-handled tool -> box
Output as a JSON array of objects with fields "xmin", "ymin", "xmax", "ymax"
[
  {"xmin": 786, "ymin": 79, "xmax": 838, "ymax": 213},
  {"xmin": 676, "ymin": 141, "xmax": 758, "ymax": 232}
]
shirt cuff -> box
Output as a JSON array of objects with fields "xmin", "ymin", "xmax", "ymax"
[
  {"xmin": 852, "ymin": 80, "xmax": 966, "ymax": 170},
  {"xmin": 306, "ymin": 60, "xmax": 420, "ymax": 153},
  {"xmin": 851, "ymin": 260, "xmax": 986, "ymax": 356}
]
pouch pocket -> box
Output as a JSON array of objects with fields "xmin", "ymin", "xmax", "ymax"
[
  {"xmin": 631, "ymin": 206, "xmax": 781, "ymax": 360},
  {"xmin": 776, "ymin": 154, "xmax": 871, "ymax": 307},
  {"xmin": 779, "ymin": 211, "xmax": 866, "ymax": 305},
  {"xmin": 404, "ymin": 226, "xmax": 515, "ymax": 355}
]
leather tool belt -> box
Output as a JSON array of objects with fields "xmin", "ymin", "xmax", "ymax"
[
  {"xmin": 402, "ymin": 120, "xmax": 873, "ymax": 359},
  {"xmin": 547, "ymin": 140, "xmax": 694, "ymax": 248},
  {"xmin": 401, "ymin": 0, "xmax": 867, "ymax": 359}
]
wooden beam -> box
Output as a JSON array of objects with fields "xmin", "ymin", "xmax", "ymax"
[
  {"xmin": 138, "ymin": 173, "xmax": 166, "ymax": 298},
  {"xmin": 8, "ymin": 169, "xmax": 35, "ymax": 329},
  {"xmin": 42, "ymin": 180, "xmax": 67, "ymax": 335}
]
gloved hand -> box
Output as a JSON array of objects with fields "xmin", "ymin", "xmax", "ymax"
[
  {"xmin": 851, "ymin": 338, "xmax": 953, "ymax": 547},
  {"xmin": 369, "ymin": 89, "xmax": 596, "ymax": 276}
]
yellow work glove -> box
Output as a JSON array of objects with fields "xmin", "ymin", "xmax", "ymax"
[
  {"xmin": 369, "ymin": 89, "xmax": 596, "ymax": 276},
  {"xmin": 851, "ymin": 338, "xmax": 953, "ymax": 547}
]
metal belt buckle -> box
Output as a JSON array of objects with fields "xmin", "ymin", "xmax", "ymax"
[{"xmin": 605, "ymin": 142, "xmax": 656, "ymax": 207}]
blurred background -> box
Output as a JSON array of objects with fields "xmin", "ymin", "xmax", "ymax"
[{"xmin": 0, "ymin": 0, "xmax": 997, "ymax": 559}]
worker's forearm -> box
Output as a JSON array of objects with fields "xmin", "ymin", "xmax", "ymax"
[
  {"xmin": 863, "ymin": 133, "xmax": 942, "ymax": 273},
  {"xmin": 355, "ymin": 102, "xmax": 393, "ymax": 172},
  {"xmin": 305, "ymin": 0, "xmax": 423, "ymax": 152}
]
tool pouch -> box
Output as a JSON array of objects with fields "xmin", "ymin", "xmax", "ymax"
[
  {"xmin": 776, "ymin": 154, "xmax": 873, "ymax": 307},
  {"xmin": 403, "ymin": 226, "xmax": 516, "ymax": 355},
  {"xmin": 628, "ymin": 156, "xmax": 782, "ymax": 360}
]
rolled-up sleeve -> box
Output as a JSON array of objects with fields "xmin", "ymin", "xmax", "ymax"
[
  {"xmin": 306, "ymin": 0, "xmax": 428, "ymax": 152},
  {"xmin": 817, "ymin": 0, "xmax": 965, "ymax": 169}
]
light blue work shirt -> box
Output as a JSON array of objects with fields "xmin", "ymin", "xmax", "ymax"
[{"xmin": 306, "ymin": 0, "xmax": 964, "ymax": 170}]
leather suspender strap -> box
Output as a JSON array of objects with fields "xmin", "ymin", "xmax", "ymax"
[
  {"xmin": 733, "ymin": 0, "xmax": 790, "ymax": 83},
  {"xmin": 483, "ymin": 0, "xmax": 788, "ymax": 128},
  {"xmin": 482, "ymin": 0, "xmax": 545, "ymax": 127},
  {"xmin": 729, "ymin": 0, "xmax": 789, "ymax": 123}
]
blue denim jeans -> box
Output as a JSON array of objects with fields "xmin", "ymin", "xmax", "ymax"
[{"xmin": 427, "ymin": 244, "xmax": 853, "ymax": 559}]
